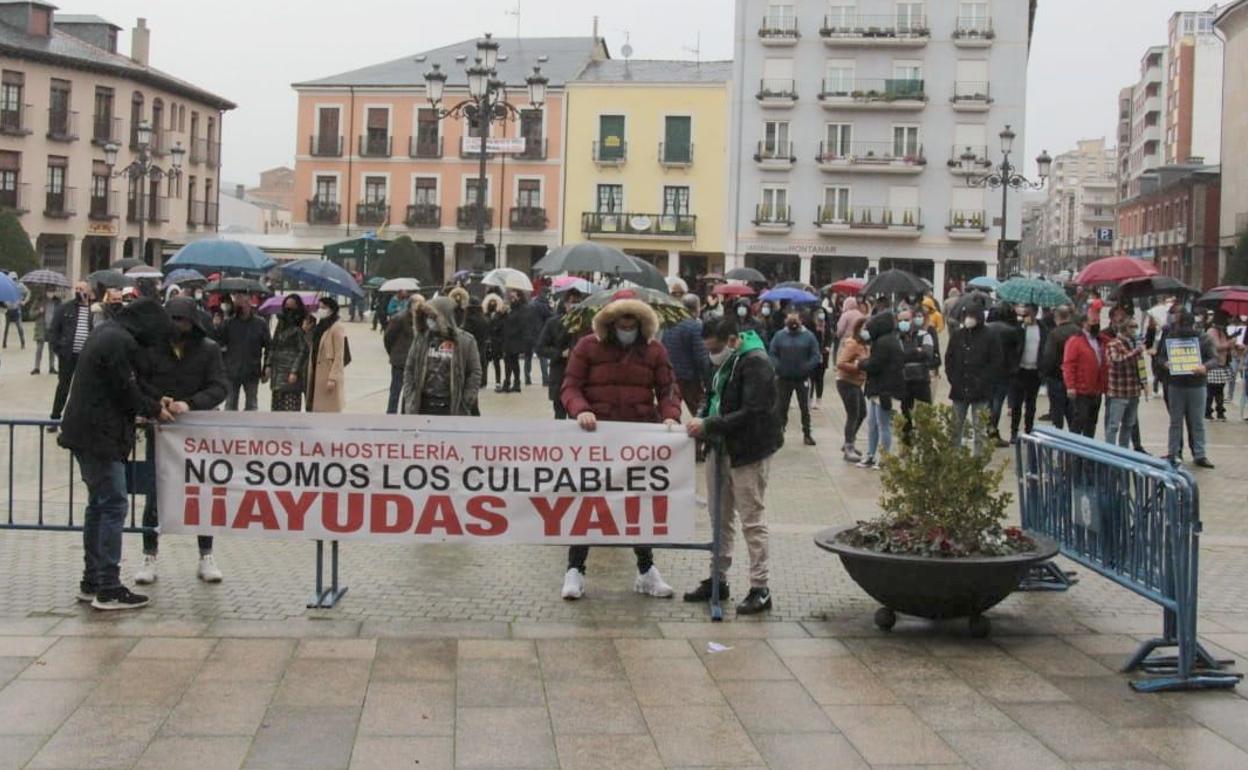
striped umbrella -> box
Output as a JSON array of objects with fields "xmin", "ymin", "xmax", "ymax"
[{"xmin": 19, "ymin": 269, "xmax": 70, "ymax": 289}]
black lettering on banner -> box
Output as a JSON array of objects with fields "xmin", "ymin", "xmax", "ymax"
[
  {"xmin": 650, "ymin": 466, "xmax": 670, "ymax": 492},
  {"xmin": 462, "ymin": 466, "xmax": 483, "ymax": 492},
  {"xmin": 244, "ymin": 460, "xmax": 265, "ymax": 486},
  {"xmin": 349, "ymin": 463, "xmax": 370, "ymax": 489}
]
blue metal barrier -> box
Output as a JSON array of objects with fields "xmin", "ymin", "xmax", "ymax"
[{"xmin": 1016, "ymin": 427, "xmax": 1241, "ymax": 692}]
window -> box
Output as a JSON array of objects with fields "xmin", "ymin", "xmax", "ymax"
[
  {"xmin": 596, "ymin": 184, "xmax": 623, "ymax": 213},
  {"xmin": 365, "ymin": 107, "xmax": 389, "ymax": 154},
  {"xmin": 760, "ymin": 186, "xmax": 788, "ymax": 221},
  {"xmin": 466, "ymin": 177, "xmax": 489, "ymax": 205},
  {"xmin": 363, "ymin": 176, "xmax": 387, "ymax": 204},
  {"xmin": 517, "ymin": 178, "xmax": 541, "ymax": 208},
  {"xmin": 893, "ymin": 60, "xmax": 923, "ymax": 82},
  {"xmin": 955, "ymin": 123, "xmax": 987, "ymax": 157},
  {"xmin": 413, "ymin": 177, "xmax": 437, "ymax": 205},
  {"xmin": 959, "ymin": 1, "xmax": 989, "ymax": 23},
  {"xmin": 0, "ymin": 151, "xmax": 18, "ymax": 210},
  {"xmin": 91, "ymin": 160, "xmax": 109, "ymax": 217},
  {"xmin": 49, "ymin": 79, "xmax": 70, "ymax": 136},
  {"xmin": 955, "ymin": 60, "xmax": 989, "ymax": 99},
  {"xmin": 821, "ymin": 186, "xmax": 850, "ymax": 222},
  {"xmin": 1, "ymin": 71, "xmax": 24, "ymax": 131},
  {"xmin": 893, "ymin": 125, "xmax": 919, "ymax": 157},
  {"xmin": 414, "ymin": 108, "xmax": 439, "ymax": 156},
  {"xmin": 150, "ymin": 99, "xmax": 164, "ymax": 150},
  {"xmin": 763, "ymin": 120, "xmax": 790, "ymax": 155},
  {"xmin": 951, "ymin": 188, "xmax": 984, "ymax": 227},
  {"xmin": 129, "ymin": 91, "xmax": 144, "ymax": 148},
  {"xmin": 519, "ymin": 109, "xmax": 543, "ymax": 157},
  {"xmin": 825, "ymin": 123, "xmax": 851, "ymax": 157},
  {"xmin": 598, "ymin": 115, "xmax": 625, "ymax": 160},
  {"xmin": 663, "ymin": 116, "xmax": 692, "ymax": 163},
  {"xmin": 663, "ymin": 186, "xmax": 690, "ymax": 217},
  {"xmin": 317, "ymin": 106, "xmax": 339, "ymax": 143},
  {"xmin": 314, "ymin": 175, "xmax": 337, "ymax": 203},
  {"xmin": 765, "ymin": 4, "xmax": 796, "ymax": 30},
  {"xmin": 896, "ymin": 1, "xmax": 925, "ymax": 31},
  {"xmin": 826, "ymin": 3, "xmax": 855, "ymax": 26},
  {"xmin": 888, "ymin": 185, "xmax": 920, "ymax": 223},
  {"xmin": 824, "ymin": 59, "xmax": 855, "ymax": 95},
  {"xmin": 93, "ymin": 87, "xmax": 114, "ymax": 139},
  {"xmin": 762, "ymin": 58, "xmax": 795, "ymax": 93}
]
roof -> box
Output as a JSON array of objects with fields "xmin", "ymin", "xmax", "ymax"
[
  {"xmin": 0, "ymin": 17, "xmax": 234, "ymax": 109},
  {"xmin": 54, "ymin": 14, "xmax": 119, "ymax": 29},
  {"xmin": 293, "ymin": 36, "xmax": 606, "ymax": 89},
  {"xmin": 573, "ymin": 59, "xmax": 731, "ymax": 84},
  {"xmin": 1216, "ymin": 0, "xmax": 1248, "ymax": 26}
]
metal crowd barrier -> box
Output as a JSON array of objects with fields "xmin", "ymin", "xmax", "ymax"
[{"xmin": 1015, "ymin": 427, "xmax": 1241, "ymax": 692}]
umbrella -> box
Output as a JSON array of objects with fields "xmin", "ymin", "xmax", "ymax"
[
  {"xmin": 1073, "ymin": 255, "xmax": 1158, "ymax": 287},
  {"xmin": 1111, "ymin": 275, "xmax": 1197, "ymax": 301},
  {"xmin": 258, "ymin": 293, "xmax": 318, "ymax": 316},
  {"xmin": 760, "ymin": 287, "xmax": 819, "ymax": 304},
  {"xmin": 552, "ymin": 278, "xmax": 596, "ymax": 296},
  {"xmin": 995, "ymin": 278, "xmax": 1070, "ymax": 308},
  {"xmin": 204, "ymin": 277, "xmax": 266, "ymax": 294},
  {"xmin": 827, "ymin": 277, "xmax": 865, "ymax": 295},
  {"xmin": 364, "ymin": 276, "xmax": 386, "ymax": 290},
  {"xmin": 967, "ymin": 275, "xmax": 1000, "ymax": 291},
  {"xmin": 533, "ymin": 242, "xmax": 635, "ymax": 275},
  {"xmin": 713, "ymin": 283, "xmax": 757, "ymax": 297},
  {"xmin": 1196, "ymin": 286, "xmax": 1248, "ymax": 317},
  {"xmin": 379, "ymin": 277, "xmax": 421, "ymax": 293},
  {"xmin": 164, "ymin": 268, "xmax": 207, "ymax": 287},
  {"xmin": 725, "ymin": 267, "xmax": 766, "ymax": 283},
  {"xmin": 19, "ymin": 269, "xmax": 70, "ymax": 289},
  {"xmin": 125, "ymin": 265, "xmax": 163, "ymax": 279},
  {"xmin": 701, "ymin": 273, "xmax": 725, "ymax": 282},
  {"xmin": 551, "ymin": 275, "xmax": 583, "ymax": 290},
  {"xmin": 86, "ymin": 269, "xmax": 133, "ymax": 289},
  {"xmin": 946, "ymin": 290, "xmax": 991, "ymax": 322},
  {"xmin": 280, "ymin": 258, "xmax": 364, "ymax": 299},
  {"xmin": 0, "ymin": 273, "xmax": 20, "ymax": 304},
  {"xmin": 452, "ymin": 270, "xmax": 472, "ymax": 282},
  {"xmin": 562, "ymin": 287, "xmax": 689, "ymax": 335},
  {"xmin": 112, "ymin": 257, "xmax": 146, "ymax": 271},
  {"xmin": 620, "ymin": 256, "xmax": 668, "ymax": 292},
  {"xmin": 773, "ymin": 280, "xmax": 815, "ymax": 292},
  {"xmin": 166, "ymin": 239, "xmax": 276, "ymax": 274},
  {"xmin": 861, "ymin": 269, "xmax": 926, "ymax": 297},
  {"xmin": 482, "ymin": 267, "xmax": 534, "ymax": 293}
]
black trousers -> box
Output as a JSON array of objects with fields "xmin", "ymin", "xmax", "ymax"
[
  {"xmin": 1206, "ymin": 383, "xmax": 1226, "ymax": 418},
  {"xmin": 810, "ymin": 366, "xmax": 827, "ymax": 400},
  {"xmin": 900, "ymin": 378, "xmax": 932, "ymax": 441},
  {"xmin": 567, "ymin": 546, "xmax": 653, "ymax": 575},
  {"xmin": 1072, "ymin": 394, "xmax": 1101, "ymax": 439},
  {"xmin": 50, "ymin": 353, "xmax": 78, "ymax": 420},
  {"xmin": 1008, "ymin": 368, "xmax": 1042, "ymax": 437},
  {"xmin": 1046, "ymin": 377, "xmax": 1074, "ymax": 431},
  {"xmin": 776, "ymin": 377, "xmax": 812, "ymax": 434},
  {"xmin": 836, "ymin": 380, "xmax": 866, "ymax": 447},
  {"xmin": 502, "ymin": 354, "xmax": 521, "ymax": 389}
]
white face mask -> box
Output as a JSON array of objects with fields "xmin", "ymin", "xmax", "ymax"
[
  {"xmin": 708, "ymin": 348, "xmax": 732, "ymax": 366},
  {"xmin": 615, "ymin": 328, "xmax": 639, "ymax": 346},
  {"xmin": 859, "ymin": 329, "xmax": 871, "ymax": 341},
  {"xmin": 314, "ymin": 308, "xmax": 331, "ymax": 321},
  {"xmin": 736, "ymin": 306, "xmax": 747, "ymax": 318},
  {"xmin": 963, "ymin": 316, "xmax": 979, "ymax": 329},
  {"xmin": 220, "ymin": 302, "xmax": 233, "ymax": 315}
]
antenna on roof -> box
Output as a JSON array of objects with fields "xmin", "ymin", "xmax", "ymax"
[
  {"xmin": 683, "ymin": 30, "xmax": 701, "ymax": 65},
  {"xmin": 506, "ymin": 0, "xmax": 521, "ymax": 38},
  {"xmin": 621, "ymin": 31, "xmax": 633, "ymax": 62}
]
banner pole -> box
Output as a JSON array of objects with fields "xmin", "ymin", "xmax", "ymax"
[{"xmin": 709, "ymin": 449, "xmax": 724, "ymax": 622}]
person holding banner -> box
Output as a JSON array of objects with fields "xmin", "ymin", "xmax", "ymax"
[
  {"xmin": 307, "ymin": 297, "xmax": 347, "ymax": 413},
  {"xmin": 684, "ymin": 318, "xmax": 780, "ymax": 614},
  {"xmin": 559, "ymin": 292, "xmax": 682, "ymax": 600},
  {"xmin": 401, "ymin": 297, "xmax": 482, "ymax": 416},
  {"xmin": 1155, "ymin": 310, "xmax": 1216, "ymax": 468}
]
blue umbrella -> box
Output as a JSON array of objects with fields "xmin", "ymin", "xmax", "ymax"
[
  {"xmin": 164, "ymin": 268, "xmax": 207, "ymax": 287},
  {"xmin": 166, "ymin": 239, "xmax": 276, "ymax": 274},
  {"xmin": 279, "ymin": 258, "xmax": 363, "ymax": 298},
  {"xmin": 0, "ymin": 273, "xmax": 20, "ymax": 304},
  {"xmin": 968, "ymin": 275, "xmax": 1000, "ymax": 291},
  {"xmin": 760, "ymin": 287, "xmax": 819, "ymax": 304}
]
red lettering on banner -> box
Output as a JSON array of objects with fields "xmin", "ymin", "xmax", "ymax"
[
  {"xmin": 370, "ymin": 494, "xmax": 414, "ymax": 534},
  {"xmin": 210, "ymin": 487, "xmax": 228, "ymax": 527},
  {"xmin": 183, "ymin": 486, "xmax": 200, "ymax": 525},
  {"xmin": 465, "ymin": 496, "xmax": 508, "ymax": 536},
  {"xmin": 275, "ymin": 491, "xmax": 316, "ymax": 531},
  {"xmin": 531, "ymin": 497, "xmax": 573, "ymax": 535},
  {"xmin": 624, "ymin": 497, "xmax": 641, "ymax": 536},
  {"xmin": 570, "ymin": 497, "xmax": 620, "ymax": 537},
  {"xmin": 233, "ymin": 491, "xmax": 280, "ymax": 530},
  {"xmin": 415, "ymin": 495, "xmax": 463, "ymax": 535},
  {"xmin": 322, "ymin": 492, "xmax": 364, "ymax": 534},
  {"xmin": 652, "ymin": 496, "xmax": 668, "ymax": 536}
]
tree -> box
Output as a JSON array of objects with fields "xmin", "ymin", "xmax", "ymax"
[
  {"xmin": 371, "ymin": 235, "xmax": 434, "ymax": 285},
  {"xmin": 1223, "ymin": 232, "xmax": 1248, "ymax": 286},
  {"xmin": 0, "ymin": 211, "xmax": 37, "ymax": 276}
]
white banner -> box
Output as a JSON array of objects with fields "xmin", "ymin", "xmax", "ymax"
[
  {"xmin": 154, "ymin": 412, "xmax": 695, "ymax": 545},
  {"xmin": 460, "ymin": 136, "xmax": 526, "ymax": 154}
]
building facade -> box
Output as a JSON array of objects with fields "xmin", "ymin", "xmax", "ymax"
[
  {"xmin": 727, "ymin": 0, "xmax": 1036, "ymax": 297},
  {"xmin": 0, "ymin": 2, "xmax": 233, "ymax": 282},
  {"xmin": 1035, "ymin": 138, "xmax": 1117, "ymax": 274},
  {"xmin": 1121, "ymin": 46, "xmax": 1165, "ymax": 201},
  {"xmin": 1165, "ymin": 8, "xmax": 1222, "ymax": 167},
  {"xmin": 1216, "ymin": 0, "xmax": 1248, "ymax": 265},
  {"xmin": 561, "ymin": 60, "xmax": 731, "ymax": 283},
  {"xmin": 291, "ymin": 37, "xmax": 606, "ymax": 286},
  {"xmin": 1115, "ymin": 162, "xmax": 1220, "ymax": 290}
]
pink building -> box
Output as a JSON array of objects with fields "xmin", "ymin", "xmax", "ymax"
[{"xmin": 291, "ymin": 36, "xmax": 607, "ymax": 284}]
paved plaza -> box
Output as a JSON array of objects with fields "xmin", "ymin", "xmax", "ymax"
[{"xmin": 0, "ymin": 320, "xmax": 1246, "ymax": 769}]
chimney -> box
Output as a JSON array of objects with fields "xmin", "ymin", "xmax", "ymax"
[
  {"xmin": 592, "ymin": 15, "xmax": 598, "ymax": 41},
  {"xmin": 131, "ymin": 18, "xmax": 150, "ymax": 66},
  {"xmin": 235, "ymin": 184, "xmax": 246, "ymax": 200}
]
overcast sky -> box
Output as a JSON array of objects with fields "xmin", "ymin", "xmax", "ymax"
[{"xmin": 70, "ymin": 0, "xmax": 1203, "ymax": 184}]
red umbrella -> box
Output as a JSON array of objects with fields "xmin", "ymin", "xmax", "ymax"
[
  {"xmin": 827, "ymin": 277, "xmax": 865, "ymax": 295},
  {"xmin": 1073, "ymin": 256, "xmax": 1159, "ymax": 286},
  {"xmin": 1196, "ymin": 286, "xmax": 1248, "ymax": 317},
  {"xmin": 713, "ymin": 283, "xmax": 756, "ymax": 297}
]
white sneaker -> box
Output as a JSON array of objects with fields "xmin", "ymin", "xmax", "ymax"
[
  {"xmin": 134, "ymin": 554, "xmax": 157, "ymax": 585},
  {"xmin": 634, "ymin": 566, "xmax": 674, "ymax": 598},
  {"xmin": 855, "ymin": 456, "xmax": 875, "ymax": 469},
  {"xmin": 561, "ymin": 568, "xmax": 585, "ymax": 600},
  {"xmin": 197, "ymin": 554, "xmax": 223, "ymax": 583}
]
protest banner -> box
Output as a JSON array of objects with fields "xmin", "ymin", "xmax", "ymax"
[
  {"xmin": 154, "ymin": 411, "xmax": 696, "ymax": 545},
  {"xmin": 1165, "ymin": 338, "xmax": 1202, "ymax": 377}
]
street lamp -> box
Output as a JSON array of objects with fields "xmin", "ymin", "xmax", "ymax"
[
  {"xmin": 422, "ymin": 33, "xmax": 548, "ymax": 282},
  {"xmin": 962, "ymin": 124, "xmax": 1051, "ymax": 277},
  {"xmin": 104, "ymin": 119, "xmax": 183, "ymax": 266}
]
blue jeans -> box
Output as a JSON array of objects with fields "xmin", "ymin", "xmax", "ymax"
[
  {"xmin": 1167, "ymin": 384, "xmax": 1207, "ymax": 460},
  {"xmin": 75, "ymin": 453, "xmax": 128, "ymax": 592},
  {"xmin": 866, "ymin": 398, "xmax": 893, "ymax": 460},
  {"xmin": 387, "ymin": 365, "xmax": 403, "ymax": 414},
  {"xmin": 1103, "ymin": 396, "xmax": 1139, "ymax": 449},
  {"xmin": 951, "ymin": 400, "xmax": 989, "ymax": 456}
]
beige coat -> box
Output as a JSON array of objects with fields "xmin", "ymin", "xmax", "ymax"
[{"xmin": 307, "ymin": 319, "xmax": 347, "ymax": 412}]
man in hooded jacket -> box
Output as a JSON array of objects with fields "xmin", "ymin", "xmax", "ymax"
[
  {"xmin": 402, "ymin": 296, "xmax": 483, "ymax": 416},
  {"xmin": 58, "ymin": 298, "xmax": 175, "ymax": 611},
  {"xmin": 946, "ymin": 301, "xmax": 1003, "ymax": 456}
]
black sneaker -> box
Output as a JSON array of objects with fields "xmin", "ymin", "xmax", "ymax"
[
  {"xmin": 736, "ymin": 587, "xmax": 772, "ymax": 615},
  {"xmin": 1194, "ymin": 457, "xmax": 1215, "ymax": 469},
  {"xmin": 803, "ymin": 433, "xmax": 817, "ymax": 446},
  {"xmin": 76, "ymin": 586, "xmax": 97, "ymax": 603},
  {"xmin": 682, "ymin": 578, "xmax": 729, "ymax": 603},
  {"xmin": 91, "ymin": 586, "xmax": 149, "ymax": 611}
]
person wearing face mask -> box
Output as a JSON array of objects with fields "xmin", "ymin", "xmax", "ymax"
[
  {"xmin": 857, "ymin": 310, "xmax": 906, "ymax": 468},
  {"xmin": 733, "ymin": 298, "xmax": 766, "ymax": 341},
  {"xmin": 499, "ymin": 290, "xmax": 535, "ymax": 393},
  {"xmin": 1104, "ymin": 316, "xmax": 1145, "ymax": 449},
  {"xmin": 1039, "ymin": 304, "xmax": 1079, "ymax": 429},
  {"xmin": 835, "ymin": 295, "xmax": 864, "ymax": 341},
  {"xmin": 213, "ymin": 293, "xmax": 270, "ymax": 411},
  {"xmin": 133, "ymin": 297, "xmax": 229, "ymax": 586},
  {"xmin": 1062, "ymin": 311, "xmax": 1111, "ymax": 439},
  {"xmin": 95, "ymin": 287, "xmax": 125, "ymax": 325},
  {"xmin": 768, "ymin": 309, "xmax": 822, "ymax": 446},
  {"xmin": 1007, "ymin": 304, "xmax": 1046, "ymax": 443},
  {"xmin": 683, "ymin": 318, "xmax": 780, "ymax": 614},
  {"xmin": 559, "ymin": 292, "xmax": 682, "ymax": 601},
  {"xmin": 402, "ymin": 296, "xmax": 482, "ymax": 416},
  {"xmin": 383, "ymin": 294, "xmax": 424, "ymax": 414},
  {"xmin": 1155, "ymin": 310, "xmax": 1216, "ymax": 467},
  {"xmin": 834, "ymin": 316, "xmax": 870, "ymax": 462},
  {"xmin": 1203, "ymin": 311, "xmax": 1234, "ymax": 421},
  {"xmin": 985, "ymin": 302, "xmax": 1023, "ymax": 448},
  {"xmin": 266, "ymin": 295, "xmax": 310, "ymax": 412},
  {"xmin": 307, "ymin": 297, "xmax": 347, "ymax": 413},
  {"xmin": 48, "ymin": 281, "xmax": 94, "ymax": 431},
  {"xmin": 946, "ymin": 299, "xmax": 1002, "ymax": 456},
  {"xmin": 896, "ymin": 308, "xmax": 935, "ymax": 444}
]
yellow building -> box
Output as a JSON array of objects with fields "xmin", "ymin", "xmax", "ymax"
[{"xmin": 561, "ymin": 60, "xmax": 731, "ymax": 282}]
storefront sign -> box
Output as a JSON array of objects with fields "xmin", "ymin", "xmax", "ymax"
[
  {"xmin": 740, "ymin": 240, "xmax": 839, "ymax": 256},
  {"xmin": 87, "ymin": 221, "xmax": 118, "ymax": 237}
]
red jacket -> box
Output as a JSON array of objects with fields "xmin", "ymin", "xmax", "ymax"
[{"xmin": 1062, "ymin": 331, "xmax": 1110, "ymax": 396}]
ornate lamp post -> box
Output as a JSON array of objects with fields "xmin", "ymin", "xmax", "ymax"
[
  {"xmin": 423, "ymin": 33, "xmax": 548, "ymax": 281},
  {"xmin": 961, "ymin": 125, "xmax": 1052, "ymax": 278},
  {"xmin": 104, "ymin": 120, "xmax": 184, "ymax": 265}
]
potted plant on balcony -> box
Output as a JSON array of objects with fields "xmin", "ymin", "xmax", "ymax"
[{"xmin": 814, "ymin": 403, "xmax": 1057, "ymax": 637}]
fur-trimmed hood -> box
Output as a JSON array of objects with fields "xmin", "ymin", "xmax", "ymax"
[
  {"xmin": 591, "ymin": 296, "xmax": 660, "ymax": 344},
  {"xmin": 448, "ymin": 286, "xmax": 470, "ymax": 310},
  {"xmin": 482, "ymin": 293, "xmax": 506, "ymax": 314},
  {"xmin": 414, "ymin": 296, "xmax": 459, "ymax": 336}
]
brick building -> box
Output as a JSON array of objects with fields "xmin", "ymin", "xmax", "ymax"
[{"xmin": 1115, "ymin": 162, "xmax": 1220, "ymax": 290}]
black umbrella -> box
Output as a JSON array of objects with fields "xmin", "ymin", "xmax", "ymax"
[
  {"xmin": 725, "ymin": 267, "xmax": 766, "ymax": 283},
  {"xmin": 562, "ymin": 286, "xmax": 689, "ymax": 336},
  {"xmin": 86, "ymin": 270, "xmax": 133, "ymax": 289},
  {"xmin": 619, "ymin": 256, "xmax": 669, "ymax": 292},
  {"xmin": 1111, "ymin": 275, "xmax": 1197, "ymax": 301},
  {"xmin": 532, "ymin": 242, "xmax": 636, "ymax": 275},
  {"xmin": 205, "ymin": 277, "xmax": 267, "ymax": 295},
  {"xmin": 861, "ymin": 269, "xmax": 927, "ymax": 298},
  {"xmin": 112, "ymin": 257, "xmax": 146, "ymax": 271},
  {"xmin": 946, "ymin": 291, "xmax": 991, "ymax": 323}
]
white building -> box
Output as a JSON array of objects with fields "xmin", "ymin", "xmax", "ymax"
[
  {"xmin": 727, "ymin": 0, "xmax": 1037, "ymax": 298},
  {"xmin": 1122, "ymin": 46, "xmax": 1165, "ymax": 201},
  {"xmin": 1216, "ymin": 0, "xmax": 1248, "ymax": 263},
  {"xmin": 1034, "ymin": 138, "xmax": 1117, "ymax": 273}
]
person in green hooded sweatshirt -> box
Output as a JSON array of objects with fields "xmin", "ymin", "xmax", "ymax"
[{"xmin": 683, "ymin": 317, "xmax": 782, "ymax": 615}]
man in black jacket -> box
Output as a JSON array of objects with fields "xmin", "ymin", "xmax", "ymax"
[
  {"xmin": 946, "ymin": 301, "xmax": 1003, "ymax": 456},
  {"xmin": 1039, "ymin": 305, "xmax": 1079, "ymax": 430},
  {"xmin": 535, "ymin": 288, "xmax": 585, "ymax": 419},
  {"xmin": 47, "ymin": 281, "xmax": 94, "ymax": 428},
  {"xmin": 134, "ymin": 297, "xmax": 229, "ymax": 586},
  {"xmin": 214, "ymin": 293, "xmax": 269, "ymax": 411},
  {"xmin": 59, "ymin": 298, "xmax": 175, "ymax": 611},
  {"xmin": 986, "ymin": 302, "xmax": 1023, "ymax": 447},
  {"xmin": 858, "ymin": 311, "xmax": 906, "ymax": 469},
  {"xmin": 498, "ymin": 290, "xmax": 534, "ymax": 393},
  {"xmin": 1008, "ymin": 304, "xmax": 1047, "ymax": 442},
  {"xmin": 684, "ymin": 319, "xmax": 779, "ymax": 615}
]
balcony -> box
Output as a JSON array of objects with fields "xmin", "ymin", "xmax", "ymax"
[
  {"xmin": 187, "ymin": 199, "xmax": 204, "ymax": 226},
  {"xmin": 951, "ymin": 82, "xmax": 993, "ymax": 112},
  {"xmin": 205, "ymin": 202, "xmax": 219, "ymax": 227},
  {"xmin": 658, "ymin": 141, "xmax": 693, "ymax": 167},
  {"xmin": 358, "ymin": 135, "xmax": 392, "ymax": 158},
  {"xmin": 953, "ymin": 16, "xmax": 994, "ymax": 47},
  {"xmin": 306, "ymin": 199, "xmax": 341, "ymax": 226},
  {"xmin": 91, "ymin": 115, "xmax": 121, "ymax": 146},
  {"xmin": 817, "ymin": 141, "xmax": 926, "ymax": 174},
  {"xmin": 47, "ymin": 109, "xmax": 78, "ymax": 141},
  {"xmin": 0, "ymin": 103, "xmax": 32, "ymax": 136},
  {"xmin": 815, "ymin": 205, "xmax": 922, "ymax": 238},
  {"xmin": 149, "ymin": 129, "xmax": 173, "ymax": 157},
  {"xmin": 948, "ymin": 145, "xmax": 993, "ymax": 175},
  {"xmin": 758, "ymin": 15, "xmax": 799, "ymax": 46},
  {"xmin": 309, "ymin": 135, "xmax": 344, "ymax": 157},
  {"xmin": 409, "ymin": 135, "xmax": 442, "ymax": 159},
  {"xmin": 356, "ymin": 201, "xmax": 389, "ymax": 227},
  {"xmin": 818, "ymin": 79, "xmax": 927, "ymax": 110},
  {"xmin": 752, "ymin": 204, "xmax": 792, "ymax": 233},
  {"xmin": 43, "ymin": 186, "xmax": 76, "ymax": 218},
  {"xmin": 128, "ymin": 195, "xmax": 169, "ymax": 224},
  {"xmin": 207, "ymin": 140, "xmax": 220, "ymax": 168},
  {"xmin": 581, "ymin": 211, "xmax": 696, "ymax": 239},
  {"xmin": 88, "ymin": 190, "xmax": 119, "ymax": 220},
  {"xmin": 510, "ymin": 206, "xmax": 548, "ymax": 231},
  {"xmin": 457, "ymin": 204, "xmax": 493, "ymax": 229},
  {"xmin": 947, "ymin": 209, "xmax": 989, "ymax": 239},
  {"xmin": 819, "ymin": 14, "xmax": 929, "ymax": 47},
  {"xmin": 0, "ymin": 183, "xmax": 29, "ymax": 214},
  {"xmin": 755, "ymin": 78, "xmax": 797, "ymax": 108},
  {"xmin": 592, "ymin": 139, "xmax": 627, "ymax": 166},
  {"xmin": 753, "ymin": 140, "xmax": 795, "ymax": 170},
  {"xmin": 405, "ymin": 203, "xmax": 441, "ymax": 228},
  {"xmin": 515, "ymin": 138, "xmax": 548, "ymax": 160}
]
